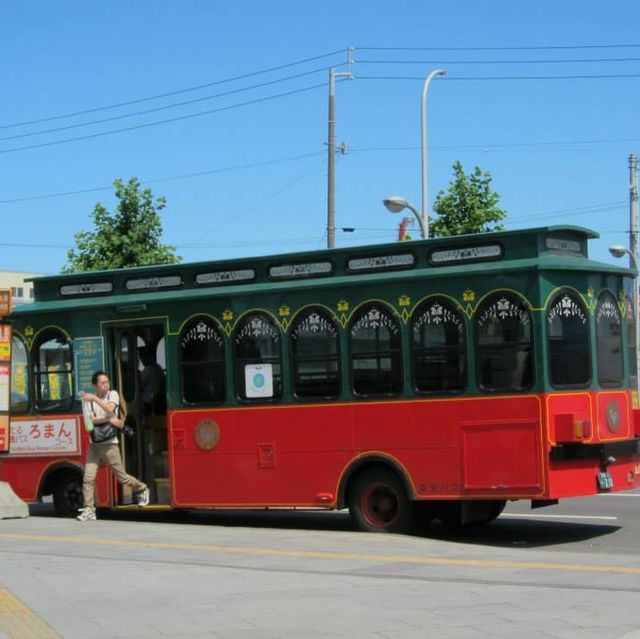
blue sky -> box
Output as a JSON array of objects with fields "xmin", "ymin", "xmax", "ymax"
[{"xmin": 1, "ymin": 1, "xmax": 639, "ymax": 274}]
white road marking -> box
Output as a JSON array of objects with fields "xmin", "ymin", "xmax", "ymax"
[{"xmin": 501, "ymin": 513, "xmax": 618, "ymax": 521}]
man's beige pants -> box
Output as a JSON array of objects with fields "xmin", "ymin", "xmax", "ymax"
[{"xmin": 82, "ymin": 442, "xmax": 147, "ymax": 509}]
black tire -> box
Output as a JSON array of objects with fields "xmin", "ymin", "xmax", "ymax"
[
  {"xmin": 437, "ymin": 499, "xmax": 506, "ymax": 527},
  {"xmin": 52, "ymin": 472, "xmax": 83, "ymax": 517},
  {"xmin": 348, "ymin": 468, "xmax": 411, "ymax": 533}
]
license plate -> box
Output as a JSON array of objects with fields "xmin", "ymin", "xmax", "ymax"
[{"xmin": 598, "ymin": 471, "xmax": 614, "ymax": 490}]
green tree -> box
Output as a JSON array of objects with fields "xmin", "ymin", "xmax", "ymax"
[
  {"xmin": 430, "ymin": 161, "xmax": 506, "ymax": 237},
  {"xmin": 63, "ymin": 178, "xmax": 180, "ymax": 272}
]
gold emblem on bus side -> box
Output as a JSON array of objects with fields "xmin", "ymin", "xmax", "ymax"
[
  {"xmin": 222, "ymin": 310, "xmax": 234, "ymax": 321},
  {"xmin": 337, "ymin": 300, "xmax": 349, "ymax": 311},
  {"xmin": 194, "ymin": 419, "xmax": 220, "ymax": 451},
  {"xmin": 278, "ymin": 305, "xmax": 290, "ymax": 316},
  {"xmin": 463, "ymin": 289, "xmax": 475, "ymax": 302}
]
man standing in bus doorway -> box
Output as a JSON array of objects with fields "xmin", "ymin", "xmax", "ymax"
[
  {"xmin": 139, "ymin": 346, "xmax": 166, "ymax": 418},
  {"xmin": 76, "ymin": 370, "xmax": 149, "ymax": 521}
]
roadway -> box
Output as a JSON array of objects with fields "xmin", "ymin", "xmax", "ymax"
[{"xmin": 0, "ymin": 490, "xmax": 639, "ymax": 638}]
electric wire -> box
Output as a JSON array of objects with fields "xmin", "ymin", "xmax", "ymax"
[
  {"xmin": 358, "ymin": 73, "xmax": 640, "ymax": 81},
  {"xmin": 0, "ymin": 48, "xmax": 346, "ymax": 131},
  {"xmin": 0, "ymin": 66, "xmax": 332, "ymax": 143},
  {"xmin": 356, "ymin": 44, "xmax": 640, "ymax": 51},
  {"xmin": 357, "ymin": 57, "xmax": 640, "ymax": 64},
  {"xmin": 0, "ymin": 81, "xmax": 329, "ymax": 155},
  {"xmin": 0, "ymin": 152, "xmax": 324, "ymax": 204}
]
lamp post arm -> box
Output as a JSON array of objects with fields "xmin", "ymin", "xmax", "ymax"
[{"xmin": 404, "ymin": 201, "xmax": 427, "ymax": 240}]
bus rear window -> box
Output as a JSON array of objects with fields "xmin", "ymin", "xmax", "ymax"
[
  {"xmin": 596, "ymin": 292, "xmax": 623, "ymax": 388},
  {"xmin": 547, "ymin": 291, "xmax": 590, "ymax": 388}
]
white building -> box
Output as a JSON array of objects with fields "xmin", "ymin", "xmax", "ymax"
[{"xmin": 0, "ymin": 270, "xmax": 47, "ymax": 307}]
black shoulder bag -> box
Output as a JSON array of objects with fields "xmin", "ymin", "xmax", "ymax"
[{"xmin": 90, "ymin": 393, "xmax": 119, "ymax": 443}]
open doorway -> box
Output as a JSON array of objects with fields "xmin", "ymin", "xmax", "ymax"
[{"xmin": 109, "ymin": 324, "xmax": 168, "ymax": 506}]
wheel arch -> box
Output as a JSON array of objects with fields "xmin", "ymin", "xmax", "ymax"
[
  {"xmin": 40, "ymin": 461, "xmax": 84, "ymax": 498},
  {"xmin": 337, "ymin": 454, "xmax": 414, "ymax": 509}
]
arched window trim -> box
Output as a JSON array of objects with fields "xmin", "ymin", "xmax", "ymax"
[
  {"xmin": 475, "ymin": 291, "xmax": 534, "ymax": 393},
  {"xmin": 411, "ymin": 296, "xmax": 467, "ymax": 395},
  {"xmin": 595, "ymin": 290, "xmax": 623, "ymax": 389},
  {"xmin": 290, "ymin": 306, "xmax": 341, "ymax": 400},
  {"xmin": 178, "ymin": 315, "xmax": 226, "ymax": 405},
  {"xmin": 32, "ymin": 327, "xmax": 74, "ymax": 412},
  {"xmin": 233, "ymin": 311, "xmax": 283, "ymax": 403},
  {"xmin": 10, "ymin": 333, "xmax": 30, "ymax": 414},
  {"xmin": 348, "ymin": 301, "xmax": 402, "ymax": 398},
  {"xmin": 546, "ymin": 289, "xmax": 592, "ymax": 389}
]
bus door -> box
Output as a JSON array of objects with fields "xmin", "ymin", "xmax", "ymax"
[{"xmin": 111, "ymin": 326, "xmax": 168, "ymax": 506}]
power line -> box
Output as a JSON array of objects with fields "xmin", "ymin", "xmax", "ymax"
[
  {"xmin": 0, "ymin": 66, "xmax": 331, "ymax": 143},
  {"xmin": 357, "ymin": 44, "xmax": 640, "ymax": 51},
  {"xmin": 0, "ymin": 48, "xmax": 346, "ymax": 131},
  {"xmin": 357, "ymin": 57, "xmax": 640, "ymax": 64},
  {"xmin": 0, "ymin": 81, "xmax": 329, "ymax": 155},
  {"xmin": 0, "ymin": 152, "xmax": 324, "ymax": 204},
  {"xmin": 359, "ymin": 73, "xmax": 640, "ymax": 81}
]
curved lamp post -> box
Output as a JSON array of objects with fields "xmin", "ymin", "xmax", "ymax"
[
  {"xmin": 383, "ymin": 196, "xmax": 426, "ymax": 240},
  {"xmin": 382, "ymin": 69, "xmax": 446, "ymax": 240}
]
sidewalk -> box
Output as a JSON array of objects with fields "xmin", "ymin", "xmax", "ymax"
[{"xmin": 1, "ymin": 510, "xmax": 640, "ymax": 638}]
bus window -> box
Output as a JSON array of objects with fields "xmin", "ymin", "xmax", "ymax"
[
  {"xmin": 547, "ymin": 291, "xmax": 590, "ymax": 388},
  {"xmin": 412, "ymin": 298, "xmax": 466, "ymax": 393},
  {"xmin": 596, "ymin": 292, "xmax": 623, "ymax": 388},
  {"xmin": 349, "ymin": 303, "xmax": 402, "ymax": 396},
  {"xmin": 476, "ymin": 293, "xmax": 533, "ymax": 392},
  {"xmin": 10, "ymin": 335, "xmax": 29, "ymax": 413},
  {"xmin": 290, "ymin": 308, "xmax": 340, "ymax": 399},
  {"xmin": 33, "ymin": 328, "xmax": 73, "ymax": 411},
  {"xmin": 234, "ymin": 313, "xmax": 282, "ymax": 401},
  {"xmin": 179, "ymin": 317, "xmax": 225, "ymax": 404}
]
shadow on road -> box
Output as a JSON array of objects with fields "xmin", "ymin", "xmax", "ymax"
[{"xmin": 29, "ymin": 502, "xmax": 619, "ymax": 549}]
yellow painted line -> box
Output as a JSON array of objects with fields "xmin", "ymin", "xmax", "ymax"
[
  {"xmin": 0, "ymin": 586, "xmax": 61, "ymax": 638},
  {"xmin": 1, "ymin": 532, "xmax": 640, "ymax": 575}
]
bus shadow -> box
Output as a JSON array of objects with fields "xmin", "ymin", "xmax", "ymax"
[
  {"xmin": 30, "ymin": 502, "xmax": 619, "ymax": 548},
  {"xmin": 414, "ymin": 516, "xmax": 621, "ymax": 548}
]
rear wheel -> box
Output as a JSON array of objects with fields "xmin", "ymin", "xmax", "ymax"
[
  {"xmin": 348, "ymin": 468, "xmax": 411, "ymax": 533},
  {"xmin": 52, "ymin": 472, "xmax": 83, "ymax": 517}
]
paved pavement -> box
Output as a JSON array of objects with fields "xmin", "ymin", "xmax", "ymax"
[{"xmin": 1, "ymin": 508, "xmax": 640, "ymax": 639}]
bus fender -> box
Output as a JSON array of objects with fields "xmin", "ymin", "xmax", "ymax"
[{"xmin": 337, "ymin": 454, "xmax": 414, "ymax": 510}]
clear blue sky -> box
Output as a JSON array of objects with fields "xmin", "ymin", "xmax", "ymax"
[{"xmin": 1, "ymin": 0, "xmax": 639, "ymax": 274}]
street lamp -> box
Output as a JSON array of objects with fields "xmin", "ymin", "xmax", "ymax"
[
  {"xmin": 609, "ymin": 244, "xmax": 639, "ymax": 389},
  {"xmin": 383, "ymin": 196, "xmax": 426, "ymax": 240},
  {"xmin": 421, "ymin": 69, "xmax": 447, "ymax": 239},
  {"xmin": 382, "ymin": 69, "xmax": 446, "ymax": 240}
]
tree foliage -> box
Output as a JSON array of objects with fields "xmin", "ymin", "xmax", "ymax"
[
  {"xmin": 430, "ymin": 161, "xmax": 506, "ymax": 237},
  {"xmin": 63, "ymin": 178, "xmax": 180, "ymax": 273}
]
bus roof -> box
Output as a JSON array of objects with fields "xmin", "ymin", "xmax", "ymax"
[{"xmin": 11, "ymin": 225, "xmax": 631, "ymax": 316}]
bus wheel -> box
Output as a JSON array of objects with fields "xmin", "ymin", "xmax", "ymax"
[
  {"xmin": 348, "ymin": 468, "xmax": 411, "ymax": 533},
  {"xmin": 52, "ymin": 472, "xmax": 83, "ymax": 518}
]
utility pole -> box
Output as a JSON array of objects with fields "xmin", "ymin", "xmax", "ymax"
[
  {"xmin": 326, "ymin": 47, "xmax": 353, "ymax": 249},
  {"xmin": 629, "ymin": 153, "xmax": 639, "ymax": 391},
  {"xmin": 630, "ymin": 153, "xmax": 638, "ymax": 270}
]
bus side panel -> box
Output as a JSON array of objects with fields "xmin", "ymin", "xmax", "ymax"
[{"xmin": 169, "ymin": 405, "xmax": 354, "ymax": 507}]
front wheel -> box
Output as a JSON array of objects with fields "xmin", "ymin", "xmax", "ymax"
[
  {"xmin": 52, "ymin": 472, "xmax": 83, "ymax": 517},
  {"xmin": 348, "ymin": 468, "xmax": 411, "ymax": 533}
]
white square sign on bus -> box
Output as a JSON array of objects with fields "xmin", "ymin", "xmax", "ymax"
[{"xmin": 245, "ymin": 363, "xmax": 273, "ymax": 398}]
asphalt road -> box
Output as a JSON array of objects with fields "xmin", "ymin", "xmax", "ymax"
[{"xmin": 1, "ymin": 490, "xmax": 639, "ymax": 638}]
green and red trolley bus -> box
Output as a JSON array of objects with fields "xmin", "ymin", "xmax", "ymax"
[{"xmin": 1, "ymin": 225, "xmax": 639, "ymax": 532}]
